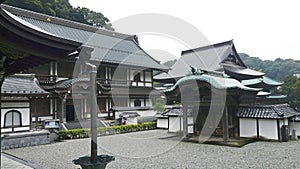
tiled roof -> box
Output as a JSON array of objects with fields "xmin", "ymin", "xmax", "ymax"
[
  {"xmin": 1, "ymin": 5, "xmax": 169, "ymax": 71},
  {"xmin": 164, "ymin": 70, "xmax": 260, "ymax": 93},
  {"xmin": 237, "ymin": 104, "xmax": 298, "ymax": 119},
  {"xmin": 161, "ymin": 106, "xmax": 194, "ymax": 117},
  {"xmin": 1, "ymin": 74, "xmax": 49, "ymax": 95},
  {"xmin": 119, "ymin": 112, "xmax": 140, "ymax": 118},
  {"xmin": 242, "ymin": 76, "xmax": 283, "ymax": 87},
  {"xmin": 162, "ymin": 108, "xmax": 183, "ymax": 117},
  {"xmin": 154, "ymin": 40, "xmax": 264, "ymax": 80},
  {"xmin": 221, "ymin": 62, "xmax": 265, "ymax": 78},
  {"xmin": 55, "ymin": 78, "xmax": 89, "ymax": 90}
]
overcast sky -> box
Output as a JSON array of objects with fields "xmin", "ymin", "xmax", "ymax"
[{"xmin": 69, "ymin": 0, "xmax": 299, "ymax": 62}]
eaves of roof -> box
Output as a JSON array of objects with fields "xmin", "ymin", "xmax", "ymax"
[
  {"xmin": 237, "ymin": 104, "xmax": 298, "ymax": 119},
  {"xmin": 164, "ymin": 74, "xmax": 261, "ymax": 93},
  {"xmin": 1, "ymin": 74, "xmax": 49, "ymax": 95},
  {"xmin": 1, "ymin": 4, "xmax": 169, "ymax": 71},
  {"xmin": 242, "ymin": 76, "xmax": 283, "ymax": 87}
]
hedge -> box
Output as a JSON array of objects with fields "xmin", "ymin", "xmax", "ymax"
[{"xmin": 58, "ymin": 122, "xmax": 157, "ymax": 140}]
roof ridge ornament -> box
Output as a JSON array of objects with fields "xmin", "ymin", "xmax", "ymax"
[
  {"xmin": 189, "ymin": 66, "xmax": 204, "ymax": 75},
  {"xmin": 188, "ymin": 65, "xmax": 229, "ymax": 78}
]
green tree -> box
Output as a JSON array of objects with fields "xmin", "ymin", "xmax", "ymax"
[
  {"xmin": 4, "ymin": 0, "xmax": 114, "ymax": 30},
  {"xmin": 279, "ymin": 75, "xmax": 300, "ymax": 111},
  {"xmin": 239, "ymin": 53, "xmax": 300, "ymax": 80}
]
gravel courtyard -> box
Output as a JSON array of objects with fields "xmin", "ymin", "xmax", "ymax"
[{"xmin": 3, "ymin": 130, "xmax": 300, "ymax": 169}]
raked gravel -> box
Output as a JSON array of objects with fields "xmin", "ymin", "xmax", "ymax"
[{"xmin": 3, "ymin": 130, "xmax": 300, "ymax": 169}]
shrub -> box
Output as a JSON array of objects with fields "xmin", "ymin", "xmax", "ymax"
[{"xmin": 58, "ymin": 122, "xmax": 157, "ymax": 140}]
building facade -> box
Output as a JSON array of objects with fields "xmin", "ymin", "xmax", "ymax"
[{"xmin": 0, "ymin": 4, "xmax": 168, "ymax": 132}]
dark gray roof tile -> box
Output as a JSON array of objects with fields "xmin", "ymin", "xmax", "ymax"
[
  {"xmin": 237, "ymin": 104, "xmax": 298, "ymax": 119},
  {"xmin": 2, "ymin": 74, "xmax": 49, "ymax": 95},
  {"xmin": 2, "ymin": 5, "xmax": 169, "ymax": 71}
]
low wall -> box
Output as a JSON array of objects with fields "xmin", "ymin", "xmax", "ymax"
[{"xmin": 1, "ymin": 130, "xmax": 50, "ymax": 150}]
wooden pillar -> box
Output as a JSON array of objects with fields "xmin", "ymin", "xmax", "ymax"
[
  {"xmin": 182, "ymin": 103, "xmax": 188, "ymax": 138},
  {"xmin": 61, "ymin": 94, "xmax": 67, "ymax": 123},
  {"xmin": 222, "ymin": 107, "xmax": 229, "ymax": 142}
]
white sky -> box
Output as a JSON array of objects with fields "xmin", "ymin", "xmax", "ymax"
[{"xmin": 69, "ymin": 0, "xmax": 300, "ymax": 62}]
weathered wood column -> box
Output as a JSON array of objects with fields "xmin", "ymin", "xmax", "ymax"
[
  {"xmin": 222, "ymin": 107, "xmax": 229, "ymax": 142},
  {"xmin": 182, "ymin": 103, "xmax": 188, "ymax": 138},
  {"xmin": 60, "ymin": 94, "xmax": 67, "ymax": 123}
]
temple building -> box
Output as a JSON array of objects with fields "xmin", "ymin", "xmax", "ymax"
[
  {"xmin": 1, "ymin": 74, "xmax": 49, "ymax": 133},
  {"xmin": 0, "ymin": 4, "xmax": 168, "ymax": 133},
  {"xmin": 155, "ymin": 40, "xmax": 299, "ymax": 141}
]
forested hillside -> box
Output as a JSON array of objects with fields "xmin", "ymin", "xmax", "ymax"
[
  {"xmin": 4, "ymin": 0, "xmax": 113, "ymax": 30},
  {"xmin": 239, "ymin": 53, "xmax": 300, "ymax": 80}
]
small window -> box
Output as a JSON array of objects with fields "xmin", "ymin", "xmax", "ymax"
[
  {"xmin": 134, "ymin": 99, "xmax": 141, "ymax": 107},
  {"xmin": 4, "ymin": 110, "xmax": 22, "ymax": 128}
]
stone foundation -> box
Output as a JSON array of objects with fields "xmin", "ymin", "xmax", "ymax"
[{"xmin": 1, "ymin": 130, "xmax": 50, "ymax": 150}]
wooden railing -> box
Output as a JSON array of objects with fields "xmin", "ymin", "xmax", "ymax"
[{"xmin": 97, "ymin": 78, "xmax": 152, "ymax": 87}]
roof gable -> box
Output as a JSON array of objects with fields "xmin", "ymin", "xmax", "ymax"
[{"xmin": 155, "ymin": 40, "xmax": 264, "ymax": 80}]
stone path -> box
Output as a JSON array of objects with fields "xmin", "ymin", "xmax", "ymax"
[{"xmin": 1, "ymin": 153, "xmax": 33, "ymax": 169}]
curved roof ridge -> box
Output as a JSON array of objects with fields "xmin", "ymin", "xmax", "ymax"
[
  {"xmin": 181, "ymin": 40, "xmax": 234, "ymax": 55},
  {"xmin": 1, "ymin": 4, "xmax": 132, "ymax": 39}
]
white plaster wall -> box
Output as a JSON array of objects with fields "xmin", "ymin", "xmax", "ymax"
[
  {"xmin": 279, "ymin": 119, "xmax": 289, "ymax": 127},
  {"xmin": 145, "ymin": 72, "xmax": 152, "ymax": 82},
  {"xmin": 126, "ymin": 117, "xmax": 138, "ymax": 125},
  {"xmin": 1, "ymin": 128, "xmax": 12, "ymax": 133},
  {"xmin": 259, "ymin": 119, "xmax": 278, "ymax": 140},
  {"xmin": 130, "ymin": 70, "xmax": 135, "ymax": 81},
  {"xmin": 14, "ymin": 126, "xmax": 30, "ymax": 132},
  {"xmin": 2, "ymin": 102, "xmax": 29, "ymax": 108},
  {"xmin": 130, "ymin": 100, "xmax": 134, "ymax": 107},
  {"xmin": 1, "ymin": 100, "xmax": 30, "ymax": 132},
  {"xmin": 137, "ymin": 82, "xmax": 144, "ymax": 87},
  {"xmin": 169, "ymin": 117, "xmax": 182, "ymax": 132},
  {"xmin": 188, "ymin": 117, "xmax": 194, "ymax": 134},
  {"xmin": 289, "ymin": 122, "xmax": 300, "ymax": 136},
  {"xmin": 145, "ymin": 99, "xmax": 152, "ymax": 107},
  {"xmin": 145, "ymin": 83, "xmax": 152, "ymax": 87},
  {"xmin": 239, "ymin": 118, "xmax": 257, "ymax": 137},
  {"xmin": 32, "ymin": 116, "xmax": 53, "ymax": 122},
  {"xmin": 157, "ymin": 118, "xmax": 168, "ymax": 128},
  {"xmin": 1, "ymin": 108, "xmax": 30, "ymax": 128}
]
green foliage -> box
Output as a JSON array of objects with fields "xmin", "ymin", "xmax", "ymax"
[
  {"xmin": 58, "ymin": 122, "xmax": 157, "ymax": 140},
  {"xmin": 279, "ymin": 75, "xmax": 300, "ymax": 111},
  {"xmin": 239, "ymin": 53, "xmax": 300, "ymax": 80},
  {"xmin": 4, "ymin": 0, "xmax": 114, "ymax": 30},
  {"xmin": 58, "ymin": 128, "xmax": 90, "ymax": 140},
  {"xmin": 153, "ymin": 97, "xmax": 166, "ymax": 112}
]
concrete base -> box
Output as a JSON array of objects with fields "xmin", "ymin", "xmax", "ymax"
[{"xmin": 1, "ymin": 130, "xmax": 50, "ymax": 150}]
